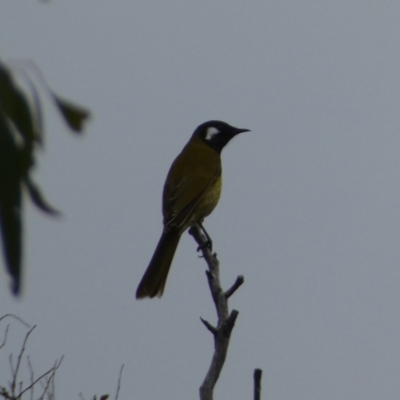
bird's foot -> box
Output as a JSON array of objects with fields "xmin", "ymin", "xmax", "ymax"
[{"xmin": 197, "ymin": 239, "xmax": 212, "ymax": 252}]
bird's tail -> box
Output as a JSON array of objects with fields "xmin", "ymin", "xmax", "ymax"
[{"xmin": 136, "ymin": 230, "xmax": 181, "ymax": 299}]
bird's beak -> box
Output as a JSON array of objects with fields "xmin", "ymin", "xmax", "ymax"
[{"xmin": 234, "ymin": 128, "xmax": 250, "ymax": 135}]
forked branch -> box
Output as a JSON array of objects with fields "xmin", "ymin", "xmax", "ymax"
[{"xmin": 189, "ymin": 224, "xmax": 244, "ymax": 400}]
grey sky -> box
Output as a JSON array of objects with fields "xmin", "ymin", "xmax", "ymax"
[{"xmin": 2, "ymin": 1, "xmax": 400, "ymax": 399}]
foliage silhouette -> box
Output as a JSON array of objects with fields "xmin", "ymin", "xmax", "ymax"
[{"xmin": 0, "ymin": 59, "xmax": 90, "ymax": 295}]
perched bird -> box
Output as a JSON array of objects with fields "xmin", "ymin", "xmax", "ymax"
[{"xmin": 136, "ymin": 120, "xmax": 249, "ymax": 299}]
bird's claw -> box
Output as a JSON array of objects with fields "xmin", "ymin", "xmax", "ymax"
[{"xmin": 197, "ymin": 240, "xmax": 212, "ymax": 252}]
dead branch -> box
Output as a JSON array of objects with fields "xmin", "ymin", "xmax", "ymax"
[
  {"xmin": 114, "ymin": 365, "xmax": 124, "ymax": 400},
  {"xmin": 189, "ymin": 224, "xmax": 243, "ymax": 400},
  {"xmin": 253, "ymin": 368, "xmax": 262, "ymax": 400},
  {"xmin": 11, "ymin": 325, "xmax": 37, "ymax": 397},
  {"xmin": 225, "ymin": 275, "xmax": 244, "ymax": 299},
  {"xmin": 0, "ymin": 314, "xmax": 30, "ymax": 328},
  {"xmin": 0, "ymin": 317, "xmax": 63, "ymax": 400},
  {"xmin": 0, "ymin": 325, "xmax": 9, "ymax": 350},
  {"xmin": 18, "ymin": 356, "xmax": 64, "ymax": 398},
  {"xmin": 27, "ymin": 356, "xmax": 34, "ymax": 400}
]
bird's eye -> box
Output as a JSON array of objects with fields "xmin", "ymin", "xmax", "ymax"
[{"xmin": 205, "ymin": 127, "xmax": 220, "ymax": 141}]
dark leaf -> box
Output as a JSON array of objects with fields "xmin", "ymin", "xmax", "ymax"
[
  {"xmin": 0, "ymin": 114, "xmax": 23, "ymax": 295},
  {"xmin": 21, "ymin": 70, "xmax": 44, "ymax": 145},
  {"xmin": 52, "ymin": 93, "xmax": 90, "ymax": 133},
  {"xmin": 17, "ymin": 142, "xmax": 35, "ymax": 179},
  {"xmin": 24, "ymin": 176, "xmax": 61, "ymax": 216},
  {"xmin": 12, "ymin": 90, "xmax": 38, "ymax": 145},
  {"xmin": 0, "ymin": 61, "xmax": 40, "ymax": 146}
]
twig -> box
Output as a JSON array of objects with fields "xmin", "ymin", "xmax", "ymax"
[
  {"xmin": 253, "ymin": 369, "xmax": 262, "ymax": 400},
  {"xmin": 0, "ymin": 387, "xmax": 11, "ymax": 400},
  {"xmin": 189, "ymin": 224, "xmax": 243, "ymax": 400},
  {"xmin": 0, "ymin": 314, "xmax": 31, "ymax": 328},
  {"xmin": 18, "ymin": 356, "xmax": 64, "ymax": 398},
  {"xmin": 0, "ymin": 324, "xmax": 10, "ymax": 350},
  {"xmin": 114, "ymin": 364, "xmax": 124, "ymax": 400},
  {"xmin": 9, "ymin": 353, "xmax": 15, "ymax": 378},
  {"xmin": 224, "ymin": 275, "xmax": 244, "ymax": 299},
  {"xmin": 11, "ymin": 325, "xmax": 37, "ymax": 397},
  {"xmin": 200, "ymin": 318, "xmax": 217, "ymax": 335},
  {"xmin": 38, "ymin": 358, "xmax": 59, "ymax": 400},
  {"xmin": 27, "ymin": 355, "xmax": 34, "ymax": 400}
]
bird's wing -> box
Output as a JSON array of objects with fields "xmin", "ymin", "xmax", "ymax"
[
  {"xmin": 162, "ymin": 137, "xmax": 222, "ymax": 231},
  {"xmin": 163, "ymin": 173, "xmax": 218, "ymax": 230}
]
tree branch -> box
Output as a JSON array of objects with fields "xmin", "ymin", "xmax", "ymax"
[
  {"xmin": 253, "ymin": 368, "xmax": 262, "ymax": 400},
  {"xmin": 200, "ymin": 318, "xmax": 217, "ymax": 335},
  {"xmin": 114, "ymin": 364, "xmax": 124, "ymax": 400},
  {"xmin": 189, "ymin": 224, "xmax": 244, "ymax": 400},
  {"xmin": 0, "ymin": 325, "xmax": 9, "ymax": 350},
  {"xmin": 0, "ymin": 314, "xmax": 31, "ymax": 328},
  {"xmin": 11, "ymin": 325, "xmax": 37, "ymax": 397},
  {"xmin": 224, "ymin": 275, "xmax": 244, "ymax": 299},
  {"xmin": 17, "ymin": 356, "xmax": 63, "ymax": 399}
]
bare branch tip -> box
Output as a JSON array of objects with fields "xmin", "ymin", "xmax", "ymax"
[
  {"xmin": 227, "ymin": 310, "xmax": 239, "ymax": 325},
  {"xmin": 225, "ymin": 275, "xmax": 245, "ymax": 298},
  {"xmin": 0, "ymin": 314, "xmax": 31, "ymax": 328},
  {"xmin": 0, "ymin": 324, "xmax": 10, "ymax": 350},
  {"xmin": 114, "ymin": 364, "xmax": 124, "ymax": 400},
  {"xmin": 253, "ymin": 368, "xmax": 263, "ymax": 400},
  {"xmin": 200, "ymin": 317, "xmax": 217, "ymax": 335}
]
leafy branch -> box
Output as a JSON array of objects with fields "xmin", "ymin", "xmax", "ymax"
[{"xmin": 0, "ymin": 59, "xmax": 90, "ymax": 295}]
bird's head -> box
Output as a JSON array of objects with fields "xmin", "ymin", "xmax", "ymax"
[{"xmin": 193, "ymin": 120, "xmax": 250, "ymax": 154}]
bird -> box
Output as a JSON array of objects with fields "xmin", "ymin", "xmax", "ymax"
[{"xmin": 136, "ymin": 120, "xmax": 250, "ymax": 299}]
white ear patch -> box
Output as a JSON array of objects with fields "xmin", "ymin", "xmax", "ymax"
[{"xmin": 205, "ymin": 127, "xmax": 220, "ymax": 141}]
